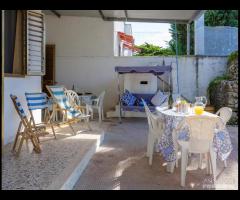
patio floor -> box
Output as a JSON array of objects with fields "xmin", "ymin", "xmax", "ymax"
[
  {"xmin": 73, "ymin": 118, "xmax": 238, "ymax": 190},
  {"xmin": 2, "ymin": 121, "xmax": 108, "ymax": 190}
]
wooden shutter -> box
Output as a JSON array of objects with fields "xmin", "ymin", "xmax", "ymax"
[{"xmin": 26, "ymin": 10, "xmax": 45, "ymax": 75}]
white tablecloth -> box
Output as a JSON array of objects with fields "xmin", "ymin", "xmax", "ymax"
[{"xmin": 155, "ymin": 106, "xmax": 232, "ymax": 171}]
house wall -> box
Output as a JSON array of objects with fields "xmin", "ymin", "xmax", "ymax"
[
  {"xmin": 113, "ymin": 21, "xmax": 125, "ymax": 56},
  {"xmin": 4, "ymin": 76, "xmax": 42, "ymax": 145},
  {"xmin": 45, "ymin": 15, "xmax": 227, "ymax": 114},
  {"xmin": 3, "ymin": 10, "xmax": 43, "ymax": 145},
  {"xmin": 45, "ymin": 15, "xmax": 114, "ymax": 57}
]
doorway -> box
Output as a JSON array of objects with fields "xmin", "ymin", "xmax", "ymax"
[{"xmin": 43, "ymin": 44, "xmax": 57, "ymax": 95}]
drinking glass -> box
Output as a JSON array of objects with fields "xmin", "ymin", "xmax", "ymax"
[{"xmin": 175, "ymin": 96, "xmax": 181, "ymax": 113}]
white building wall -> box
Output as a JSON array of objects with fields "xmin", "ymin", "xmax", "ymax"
[
  {"xmin": 113, "ymin": 21, "xmax": 125, "ymax": 56},
  {"xmin": 46, "ymin": 15, "xmax": 114, "ymax": 57},
  {"xmin": 4, "ymin": 76, "xmax": 42, "ymax": 145}
]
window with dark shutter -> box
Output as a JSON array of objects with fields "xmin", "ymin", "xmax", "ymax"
[{"xmin": 3, "ymin": 10, "xmax": 45, "ymax": 77}]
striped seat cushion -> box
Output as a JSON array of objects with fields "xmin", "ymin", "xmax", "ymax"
[
  {"xmin": 25, "ymin": 92, "xmax": 48, "ymax": 110},
  {"xmin": 10, "ymin": 94, "xmax": 26, "ymax": 118},
  {"xmin": 49, "ymin": 86, "xmax": 83, "ymax": 119}
]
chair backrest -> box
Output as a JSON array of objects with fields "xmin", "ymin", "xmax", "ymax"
[
  {"xmin": 216, "ymin": 107, "xmax": 232, "ymax": 125},
  {"xmin": 10, "ymin": 94, "xmax": 30, "ymax": 129},
  {"xmin": 25, "ymin": 92, "xmax": 48, "ymax": 111},
  {"xmin": 64, "ymin": 90, "xmax": 81, "ymax": 107},
  {"xmin": 142, "ymin": 98, "xmax": 163, "ymax": 137},
  {"xmin": 46, "ymin": 85, "xmax": 70, "ymax": 109},
  {"xmin": 46, "ymin": 85, "xmax": 81, "ymax": 119},
  {"xmin": 179, "ymin": 115, "xmax": 223, "ymax": 153},
  {"xmin": 98, "ymin": 91, "xmax": 106, "ymax": 107}
]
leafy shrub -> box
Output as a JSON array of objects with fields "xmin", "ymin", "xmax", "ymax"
[
  {"xmin": 207, "ymin": 75, "xmax": 230, "ymax": 97},
  {"xmin": 227, "ymin": 51, "xmax": 238, "ymax": 65},
  {"xmin": 134, "ymin": 43, "xmax": 175, "ymax": 56}
]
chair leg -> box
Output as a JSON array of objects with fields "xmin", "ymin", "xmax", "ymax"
[
  {"xmin": 146, "ymin": 132, "xmax": 151, "ymax": 157},
  {"xmin": 199, "ymin": 153, "xmax": 203, "ymax": 169},
  {"xmin": 16, "ymin": 136, "xmax": 25, "ymax": 156},
  {"xmin": 224, "ymin": 160, "xmax": 227, "ymax": 168},
  {"xmin": 12, "ymin": 132, "xmax": 20, "ymax": 153},
  {"xmin": 98, "ymin": 108, "xmax": 102, "ymax": 123},
  {"xmin": 149, "ymin": 138, "xmax": 155, "ymax": 166},
  {"xmin": 206, "ymin": 153, "xmax": 212, "ymax": 175},
  {"xmin": 175, "ymin": 145, "xmax": 179, "ymax": 168},
  {"xmin": 101, "ymin": 108, "xmax": 104, "ymax": 121},
  {"xmin": 209, "ymin": 148, "xmax": 217, "ymax": 186},
  {"xmin": 51, "ymin": 124, "xmax": 56, "ymax": 139},
  {"xmin": 31, "ymin": 135, "xmax": 41, "ymax": 153},
  {"xmin": 25, "ymin": 138, "xmax": 30, "ymax": 152},
  {"xmin": 181, "ymin": 148, "xmax": 188, "ymax": 187},
  {"xmin": 85, "ymin": 118, "xmax": 92, "ymax": 131},
  {"xmin": 69, "ymin": 122, "xmax": 75, "ymax": 135},
  {"xmin": 91, "ymin": 112, "xmax": 94, "ymax": 120},
  {"xmin": 48, "ymin": 110, "xmax": 56, "ymax": 139}
]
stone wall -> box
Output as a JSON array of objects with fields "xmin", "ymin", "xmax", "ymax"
[{"xmin": 210, "ymin": 55, "xmax": 238, "ymax": 124}]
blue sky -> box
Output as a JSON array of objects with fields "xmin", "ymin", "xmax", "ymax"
[{"xmin": 126, "ymin": 22, "xmax": 172, "ymax": 48}]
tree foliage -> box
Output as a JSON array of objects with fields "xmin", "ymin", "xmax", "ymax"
[
  {"xmin": 168, "ymin": 23, "xmax": 194, "ymax": 55},
  {"xmin": 134, "ymin": 43, "xmax": 175, "ymax": 56},
  {"xmin": 205, "ymin": 10, "xmax": 238, "ymax": 27}
]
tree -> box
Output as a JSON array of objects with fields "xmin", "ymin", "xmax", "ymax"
[
  {"xmin": 205, "ymin": 10, "xmax": 238, "ymax": 27},
  {"xmin": 168, "ymin": 23, "xmax": 194, "ymax": 55},
  {"xmin": 134, "ymin": 43, "xmax": 175, "ymax": 56}
]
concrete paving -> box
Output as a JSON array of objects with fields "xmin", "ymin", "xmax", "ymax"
[
  {"xmin": 74, "ymin": 118, "xmax": 238, "ymax": 190},
  {"xmin": 2, "ymin": 121, "xmax": 107, "ymax": 190}
]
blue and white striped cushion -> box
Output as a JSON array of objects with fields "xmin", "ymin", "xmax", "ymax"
[
  {"xmin": 49, "ymin": 86, "xmax": 81, "ymax": 119},
  {"xmin": 25, "ymin": 92, "xmax": 48, "ymax": 110},
  {"xmin": 10, "ymin": 94, "xmax": 26, "ymax": 118}
]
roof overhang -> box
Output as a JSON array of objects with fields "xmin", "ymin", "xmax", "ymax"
[{"xmin": 43, "ymin": 10, "xmax": 205, "ymax": 24}]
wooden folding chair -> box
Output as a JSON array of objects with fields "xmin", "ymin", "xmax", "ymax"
[
  {"xmin": 10, "ymin": 94, "xmax": 44, "ymax": 156},
  {"xmin": 25, "ymin": 92, "xmax": 56, "ymax": 140},
  {"xmin": 46, "ymin": 85, "xmax": 91, "ymax": 135}
]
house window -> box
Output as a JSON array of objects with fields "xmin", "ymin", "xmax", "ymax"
[{"xmin": 3, "ymin": 10, "xmax": 45, "ymax": 77}]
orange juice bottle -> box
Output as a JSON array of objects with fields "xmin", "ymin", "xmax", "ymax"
[{"xmin": 194, "ymin": 106, "xmax": 204, "ymax": 115}]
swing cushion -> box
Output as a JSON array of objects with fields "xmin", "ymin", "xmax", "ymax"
[
  {"xmin": 151, "ymin": 90, "xmax": 168, "ymax": 106},
  {"xmin": 121, "ymin": 90, "xmax": 137, "ymax": 106}
]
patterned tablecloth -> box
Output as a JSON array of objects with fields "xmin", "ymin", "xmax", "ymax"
[{"xmin": 155, "ymin": 107, "xmax": 233, "ymax": 163}]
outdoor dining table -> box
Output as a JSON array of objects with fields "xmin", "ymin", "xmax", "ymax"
[{"xmin": 155, "ymin": 106, "xmax": 233, "ymax": 173}]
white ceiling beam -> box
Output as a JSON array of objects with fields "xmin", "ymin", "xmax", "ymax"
[{"xmin": 188, "ymin": 10, "xmax": 205, "ymax": 23}]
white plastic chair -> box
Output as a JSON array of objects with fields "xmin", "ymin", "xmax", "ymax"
[
  {"xmin": 143, "ymin": 99, "xmax": 164, "ymax": 166},
  {"xmin": 89, "ymin": 91, "xmax": 105, "ymax": 123},
  {"xmin": 65, "ymin": 89, "xmax": 92, "ymax": 116},
  {"xmin": 216, "ymin": 107, "xmax": 232, "ymax": 126},
  {"xmin": 65, "ymin": 90, "xmax": 81, "ymax": 107},
  {"xmin": 216, "ymin": 107, "xmax": 232, "ymax": 167},
  {"xmin": 176, "ymin": 115, "xmax": 223, "ymax": 187}
]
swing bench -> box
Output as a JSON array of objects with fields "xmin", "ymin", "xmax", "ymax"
[{"xmin": 115, "ymin": 65, "xmax": 172, "ymax": 122}]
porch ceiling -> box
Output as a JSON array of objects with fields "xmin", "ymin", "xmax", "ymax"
[{"xmin": 43, "ymin": 10, "xmax": 204, "ymax": 24}]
